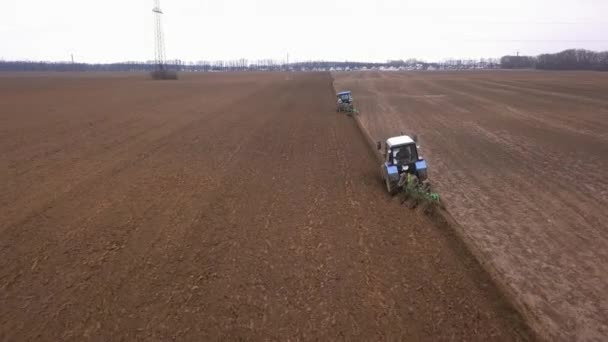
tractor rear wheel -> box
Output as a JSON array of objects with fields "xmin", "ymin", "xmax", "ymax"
[
  {"xmin": 417, "ymin": 169, "xmax": 428, "ymax": 182},
  {"xmin": 386, "ymin": 178, "xmax": 398, "ymax": 195}
]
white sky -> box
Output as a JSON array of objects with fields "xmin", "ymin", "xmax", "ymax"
[{"xmin": 1, "ymin": 0, "xmax": 607, "ymax": 63}]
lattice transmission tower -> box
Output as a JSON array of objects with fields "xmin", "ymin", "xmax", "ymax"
[
  {"xmin": 151, "ymin": 0, "xmax": 177, "ymax": 79},
  {"xmin": 152, "ymin": 0, "xmax": 166, "ymax": 72}
]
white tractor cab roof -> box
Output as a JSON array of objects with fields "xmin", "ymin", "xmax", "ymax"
[{"xmin": 386, "ymin": 135, "xmax": 415, "ymax": 149}]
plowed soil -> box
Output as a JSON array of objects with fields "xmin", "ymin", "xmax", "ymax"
[
  {"xmin": 333, "ymin": 70, "xmax": 608, "ymax": 341},
  {"xmin": 0, "ymin": 72, "xmax": 529, "ymax": 341}
]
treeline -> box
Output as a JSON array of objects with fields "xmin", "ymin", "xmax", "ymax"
[
  {"xmin": 499, "ymin": 55, "xmax": 536, "ymax": 69},
  {"xmin": 180, "ymin": 59, "xmax": 501, "ymax": 71},
  {"xmin": 0, "ymin": 61, "xmax": 181, "ymax": 72},
  {"xmin": 500, "ymin": 49, "xmax": 608, "ymax": 71},
  {"xmin": 537, "ymin": 49, "xmax": 608, "ymax": 70},
  {"xmin": 2, "ymin": 49, "xmax": 606, "ymax": 72},
  {"xmin": 0, "ymin": 58, "xmax": 501, "ymax": 72}
]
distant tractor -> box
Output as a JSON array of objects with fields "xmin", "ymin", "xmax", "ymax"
[
  {"xmin": 336, "ymin": 91, "xmax": 354, "ymax": 113},
  {"xmin": 378, "ymin": 135, "xmax": 428, "ymax": 195}
]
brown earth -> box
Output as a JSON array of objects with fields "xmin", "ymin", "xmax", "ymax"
[
  {"xmin": 333, "ymin": 70, "xmax": 608, "ymax": 341},
  {"xmin": 0, "ymin": 72, "xmax": 529, "ymax": 341}
]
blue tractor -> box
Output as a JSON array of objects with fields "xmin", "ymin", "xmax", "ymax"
[
  {"xmin": 336, "ymin": 91, "xmax": 354, "ymax": 113},
  {"xmin": 378, "ymin": 135, "xmax": 428, "ymax": 195}
]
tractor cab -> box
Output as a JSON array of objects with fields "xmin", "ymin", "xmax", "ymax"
[
  {"xmin": 336, "ymin": 91, "xmax": 354, "ymax": 113},
  {"xmin": 337, "ymin": 91, "xmax": 352, "ymax": 104},
  {"xmin": 378, "ymin": 135, "xmax": 428, "ymax": 194}
]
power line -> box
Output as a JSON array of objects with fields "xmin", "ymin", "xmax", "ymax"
[{"xmin": 463, "ymin": 39, "xmax": 608, "ymax": 42}]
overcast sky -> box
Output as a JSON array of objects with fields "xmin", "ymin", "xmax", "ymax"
[{"xmin": 1, "ymin": 0, "xmax": 607, "ymax": 63}]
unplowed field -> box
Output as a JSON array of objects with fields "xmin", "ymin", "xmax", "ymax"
[
  {"xmin": 333, "ymin": 70, "xmax": 608, "ymax": 341},
  {"xmin": 0, "ymin": 72, "xmax": 529, "ymax": 340}
]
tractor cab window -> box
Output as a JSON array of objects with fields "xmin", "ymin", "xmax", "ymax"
[
  {"xmin": 339, "ymin": 94, "xmax": 351, "ymax": 102},
  {"xmin": 391, "ymin": 144, "xmax": 417, "ymax": 165}
]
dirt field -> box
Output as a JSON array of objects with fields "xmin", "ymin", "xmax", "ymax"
[
  {"xmin": 333, "ymin": 70, "xmax": 608, "ymax": 341},
  {"xmin": 0, "ymin": 72, "xmax": 529, "ymax": 340}
]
